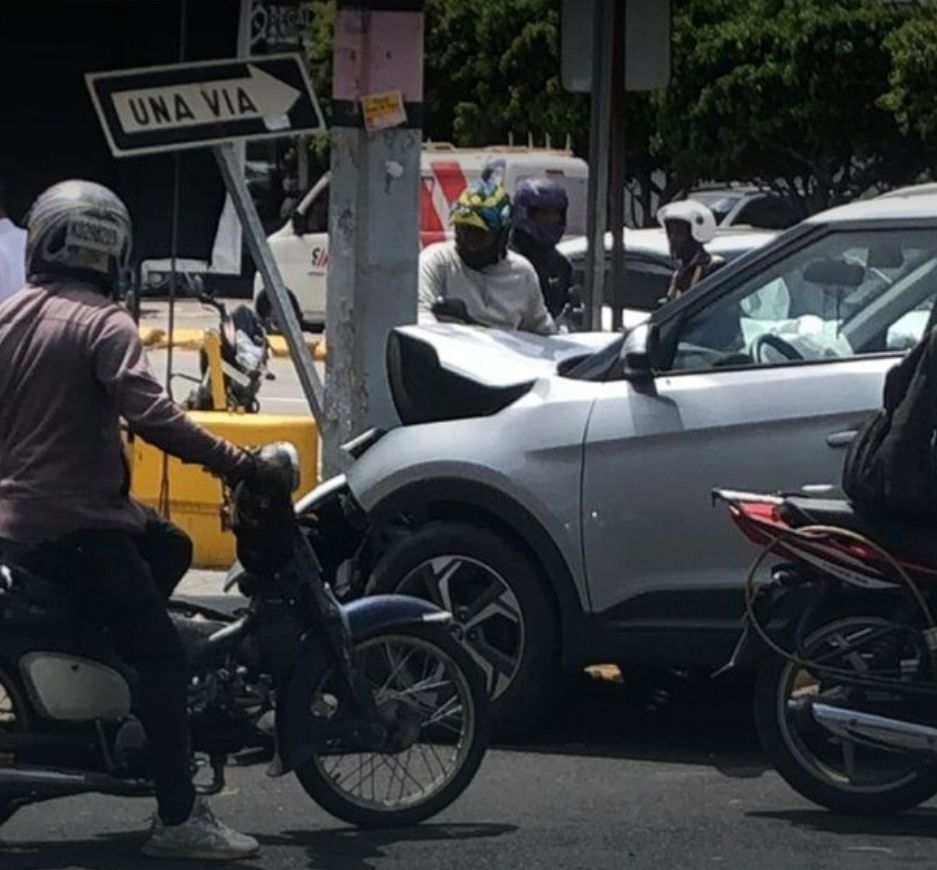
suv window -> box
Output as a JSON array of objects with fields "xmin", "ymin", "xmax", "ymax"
[
  {"xmin": 735, "ymin": 196, "xmax": 798, "ymax": 230},
  {"xmin": 569, "ymin": 252, "xmax": 673, "ymax": 311},
  {"xmin": 669, "ymin": 228, "xmax": 937, "ymax": 373}
]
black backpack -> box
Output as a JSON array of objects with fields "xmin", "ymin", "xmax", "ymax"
[{"xmin": 842, "ymin": 326, "xmax": 937, "ymax": 522}]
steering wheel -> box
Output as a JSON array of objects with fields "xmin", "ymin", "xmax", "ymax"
[{"xmin": 750, "ymin": 332, "xmax": 804, "ymax": 364}]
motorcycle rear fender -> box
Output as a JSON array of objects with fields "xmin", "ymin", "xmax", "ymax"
[{"xmin": 270, "ymin": 594, "xmax": 450, "ymax": 776}]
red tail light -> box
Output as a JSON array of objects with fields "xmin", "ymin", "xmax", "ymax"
[
  {"xmin": 739, "ymin": 502, "xmax": 782, "ymax": 524},
  {"xmin": 729, "ymin": 500, "xmax": 789, "ymax": 546}
]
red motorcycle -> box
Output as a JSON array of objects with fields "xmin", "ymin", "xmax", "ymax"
[{"xmin": 715, "ymin": 488, "xmax": 937, "ymax": 815}]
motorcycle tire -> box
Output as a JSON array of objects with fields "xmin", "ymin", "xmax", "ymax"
[
  {"xmin": 754, "ymin": 615, "xmax": 937, "ymax": 815},
  {"xmin": 294, "ymin": 623, "xmax": 488, "ymax": 829},
  {"xmin": 0, "ymin": 664, "xmax": 28, "ymax": 830}
]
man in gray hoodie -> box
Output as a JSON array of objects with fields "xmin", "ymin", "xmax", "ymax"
[{"xmin": 0, "ymin": 180, "xmax": 259, "ymax": 860}]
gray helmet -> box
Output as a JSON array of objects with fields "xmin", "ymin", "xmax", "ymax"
[{"xmin": 26, "ymin": 180, "xmax": 131, "ymax": 285}]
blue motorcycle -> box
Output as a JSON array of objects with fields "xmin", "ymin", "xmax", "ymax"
[{"xmin": 0, "ymin": 444, "xmax": 488, "ymax": 829}]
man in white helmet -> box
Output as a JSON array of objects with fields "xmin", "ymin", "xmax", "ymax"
[
  {"xmin": 0, "ymin": 180, "xmax": 259, "ymax": 859},
  {"xmin": 657, "ymin": 199, "xmax": 724, "ymax": 300}
]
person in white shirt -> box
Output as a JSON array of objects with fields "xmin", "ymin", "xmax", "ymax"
[
  {"xmin": 0, "ymin": 180, "xmax": 27, "ymax": 302},
  {"xmin": 418, "ymin": 178, "xmax": 555, "ymax": 335}
]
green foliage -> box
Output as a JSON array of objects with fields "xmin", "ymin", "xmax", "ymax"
[
  {"xmin": 654, "ymin": 0, "xmax": 927, "ymax": 215},
  {"xmin": 303, "ymin": 0, "xmax": 937, "ymax": 219},
  {"xmin": 882, "ymin": 6, "xmax": 937, "ymax": 143},
  {"xmin": 423, "ymin": 0, "xmax": 591, "ymax": 150}
]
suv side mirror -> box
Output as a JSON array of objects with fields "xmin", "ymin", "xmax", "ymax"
[
  {"xmin": 291, "ymin": 210, "xmax": 309, "ymax": 236},
  {"xmin": 620, "ymin": 322, "xmax": 656, "ymax": 385}
]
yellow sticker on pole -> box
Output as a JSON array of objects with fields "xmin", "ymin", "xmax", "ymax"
[{"xmin": 361, "ymin": 89, "xmax": 407, "ymax": 132}]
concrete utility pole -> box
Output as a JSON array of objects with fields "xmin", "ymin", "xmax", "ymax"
[{"xmin": 323, "ymin": 0, "xmax": 425, "ymax": 473}]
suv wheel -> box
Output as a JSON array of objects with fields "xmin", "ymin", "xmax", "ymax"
[{"xmin": 367, "ymin": 522, "xmax": 557, "ymax": 737}]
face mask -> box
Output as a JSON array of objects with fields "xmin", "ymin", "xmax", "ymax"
[
  {"xmin": 456, "ymin": 243, "xmax": 499, "ymax": 271},
  {"xmin": 455, "ymin": 224, "xmax": 500, "ymax": 270},
  {"xmin": 521, "ymin": 219, "xmax": 565, "ymax": 248}
]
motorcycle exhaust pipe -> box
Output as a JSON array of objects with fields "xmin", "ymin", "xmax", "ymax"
[
  {"xmin": 0, "ymin": 765, "xmax": 151, "ymax": 800},
  {"xmin": 812, "ymin": 703, "xmax": 937, "ymax": 756}
]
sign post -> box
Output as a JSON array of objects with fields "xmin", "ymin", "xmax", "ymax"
[
  {"xmin": 85, "ymin": 54, "xmax": 327, "ymax": 422},
  {"xmin": 562, "ymin": 0, "xmax": 671, "ymax": 331}
]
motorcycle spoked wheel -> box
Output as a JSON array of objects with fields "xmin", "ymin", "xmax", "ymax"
[
  {"xmin": 754, "ymin": 615, "xmax": 937, "ymax": 815},
  {"xmin": 0, "ymin": 664, "xmax": 29, "ymax": 827},
  {"xmin": 293, "ymin": 624, "xmax": 488, "ymax": 829}
]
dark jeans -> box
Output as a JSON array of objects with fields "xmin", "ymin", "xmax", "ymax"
[{"xmin": 5, "ymin": 510, "xmax": 197, "ymax": 825}]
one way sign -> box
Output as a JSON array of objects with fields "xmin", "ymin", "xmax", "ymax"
[{"xmin": 86, "ymin": 53, "xmax": 326, "ymax": 157}]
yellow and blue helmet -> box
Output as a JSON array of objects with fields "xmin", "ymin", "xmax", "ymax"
[{"xmin": 450, "ymin": 179, "xmax": 512, "ymax": 234}]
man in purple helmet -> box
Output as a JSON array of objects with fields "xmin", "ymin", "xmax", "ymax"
[{"xmin": 509, "ymin": 178, "xmax": 573, "ymax": 317}]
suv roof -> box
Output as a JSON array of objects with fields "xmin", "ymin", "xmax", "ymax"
[
  {"xmin": 557, "ymin": 227, "xmax": 777, "ymax": 261},
  {"xmin": 807, "ymin": 192, "xmax": 937, "ymax": 224},
  {"xmin": 878, "ymin": 183, "xmax": 937, "ymax": 200},
  {"xmin": 688, "ymin": 184, "xmax": 764, "ymax": 196}
]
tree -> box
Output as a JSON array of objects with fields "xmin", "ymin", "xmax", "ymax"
[
  {"xmin": 303, "ymin": 0, "xmax": 930, "ymax": 220},
  {"xmin": 881, "ymin": 5, "xmax": 937, "ymax": 159},
  {"xmin": 302, "ymin": 0, "xmax": 335, "ymax": 179},
  {"xmin": 653, "ymin": 0, "xmax": 928, "ymax": 217},
  {"xmin": 305, "ymin": 0, "xmax": 660, "ymax": 217},
  {"xmin": 422, "ymin": 0, "xmax": 589, "ymax": 150}
]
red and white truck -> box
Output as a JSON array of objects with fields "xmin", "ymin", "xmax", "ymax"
[{"xmin": 254, "ymin": 144, "xmax": 588, "ymax": 326}]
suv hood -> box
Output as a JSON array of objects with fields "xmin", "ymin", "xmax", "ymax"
[{"xmin": 387, "ymin": 324, "xmax": 614, "ymax": 424}]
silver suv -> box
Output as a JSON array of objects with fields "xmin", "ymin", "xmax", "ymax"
[{"xmin": 303, "ymin": 191, "xmax": 937, "ymax": 731}]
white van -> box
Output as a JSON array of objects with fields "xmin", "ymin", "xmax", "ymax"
[{"xmin": 254, "ymin": 145, "xmax": 589, "ymax": 327}]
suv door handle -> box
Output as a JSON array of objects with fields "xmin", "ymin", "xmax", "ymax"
[{"xmin": 826, "ymin": 430, "xmax": 858, "ymax": 448}]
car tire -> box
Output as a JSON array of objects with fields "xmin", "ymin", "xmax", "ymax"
[
  {"xmin": 366, "ymin": 522, "xmax": 558, "ymax": 739},
  {"xmin": 254, "ymin": 288, "xmax": 304, "ymax": 332}
]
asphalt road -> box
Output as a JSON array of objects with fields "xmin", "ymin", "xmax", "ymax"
[{"xmin": 3, "ymin": 675, "xmax": 937, "ymax": 869}]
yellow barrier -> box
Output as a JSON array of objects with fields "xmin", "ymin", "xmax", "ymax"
[
  {"xmin": 130, "ymin": 411, "xmax": 319, "ymax": 568},
  {"xmin": 139, "ymin": 326, "xmax": 327, "ymax": 361}
]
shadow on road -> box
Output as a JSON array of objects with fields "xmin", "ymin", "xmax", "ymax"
[
  {"xmin": 506, "ymin": 668, "xmax": 768, "ymax": 779},
  {"xmin": 748, "ymin": 808, "xmax": 937, "ymax": 840},
  {"xmin": 0, "ymin": 829, "xmax": 266, "ymax": 870},
  {"xmin": 261, "ymin": 822, "xmax": 517, "ymax": 870},
  {"xmin": 0, "ymin": 822, "xmax": 516, "ymax": 870}
]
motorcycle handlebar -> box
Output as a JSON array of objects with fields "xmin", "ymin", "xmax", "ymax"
[{"xmin": 198, "ymin": 293, "xmax": 227, "ymax": 316}]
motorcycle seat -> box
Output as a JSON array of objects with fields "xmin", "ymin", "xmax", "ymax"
[
  {"xmin": 781, "ymin": 496, "xmax": 937, "ymax": 571},
  {"xmin": 0, "ymin": 562, "xmax": 75, "ymax": 624}
]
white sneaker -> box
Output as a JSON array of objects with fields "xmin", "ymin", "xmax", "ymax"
[{"xmin": 142, "ymin": 797, "xmax": 260, "ymax": 861}]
